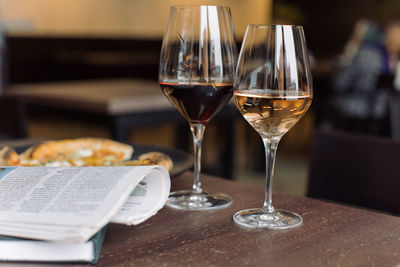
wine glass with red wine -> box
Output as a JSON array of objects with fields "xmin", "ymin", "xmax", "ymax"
[
  {"xmin": 159, "ymin": 5, "xmax": 238, "ymax": 210},
  {"xmin": 233, "ymin": 25, "xmax": 313, "ymax": 228}
]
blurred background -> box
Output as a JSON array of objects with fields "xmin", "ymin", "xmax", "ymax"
[{"xmin": 1, "ymin": 0, "xmax": 400, "ymax": 211}]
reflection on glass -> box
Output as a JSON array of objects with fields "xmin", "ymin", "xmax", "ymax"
[
  {"xmin": 233, "ymin": 25, "xmax": 313, "ymax": 229},
  {"xmin": 159, "ymin": 5, "xmax": 238, "ymax": 210}
]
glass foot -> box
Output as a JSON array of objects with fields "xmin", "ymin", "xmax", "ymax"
[
  {"xmin": 166, "ymin": 190, "xmax": 232, "ymax": 210},
  {"xmin": 233, "ymin": 208, "xmax": 302, "ymax": 229}
]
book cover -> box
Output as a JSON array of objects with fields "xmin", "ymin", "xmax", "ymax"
[{"xmin": 0, "ymin": 226, "xmax": 108, "ymax": 263}]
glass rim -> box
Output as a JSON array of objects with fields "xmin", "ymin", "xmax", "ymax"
[
  {"xmin": 247, "ymin": 24, "xmax": 304, "ymax": 29},
  {"xmin": 170, "ymin": 5, "xmax": 231, "ymax": 10}
]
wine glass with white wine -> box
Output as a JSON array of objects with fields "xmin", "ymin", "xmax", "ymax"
[{"xmin": 233, "ymin": 25, "xmax": 313, "ymax": 229}]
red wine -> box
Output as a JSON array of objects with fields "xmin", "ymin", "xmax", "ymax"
[{"xmin": 160, "ymin": 82, "xmax": 233, "ymax": 124}]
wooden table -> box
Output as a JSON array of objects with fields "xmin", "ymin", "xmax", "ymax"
[
  {"xmin": 2, "ymin": 172, "xmax": 400, "ymax": 266},
  {"xmin": 4, "ymin": 79, "xmax": 237, "ymax": 178},
  {"xmin": 5, "ymin": 79, "xmax": 180, "ymax": 141},
  {"xmin": 92, "ymin": 172, "xmax": 400, "ymax": 266}
]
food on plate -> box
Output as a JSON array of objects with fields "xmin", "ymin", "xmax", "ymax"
[
  {"xmin": 0, "ymin": 146, "xmax": 20, "ymax": 166},
  {"xmin": 0, "ymin": 138, "xmax": 174, "ymax": 172},
  {"xmin": 19, "ymin": 138, "xmax": 134, "ymax": 167},
  {"xmin": 122, "ymin": 152, "xmax": 174, "ymax": 172}
]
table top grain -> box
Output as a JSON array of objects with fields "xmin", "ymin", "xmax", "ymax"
[
  {"xmin": 3, "ymin": 171, "xmax": 399, "ymax": 267},
  {"xmin": 96, "ymin": 172, "xmax": 400, "ymax": 267},
  {"xmin": 5, "ymin": 79, "xmax": 173, "ymax": 115}
]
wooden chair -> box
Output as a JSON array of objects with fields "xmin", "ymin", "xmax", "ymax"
[
  {"xmin": 307, "ymin": 128, "xmax": 400, "ymax": 215},
  {"xmin": 389, "ymin": 90, "xmax": 400, "ymax": 140},
  {"xmin": 0, "ymin": 96, "xmax": 27, "ymax": 139}
]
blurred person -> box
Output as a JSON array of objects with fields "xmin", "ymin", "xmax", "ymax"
[
  {"xmin": 338, "ymin": 19, "xmax": 381, "ymax": 67},
  {"xmin": 330, "ymin": 19, "xmax": 400, "ymax": 133}
]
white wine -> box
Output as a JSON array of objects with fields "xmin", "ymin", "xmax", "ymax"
[{"xmin": 234, "ymin": 89, "xmax": 312, "ymax": 139}]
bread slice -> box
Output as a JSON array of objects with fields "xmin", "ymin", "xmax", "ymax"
[{"xmin": 122, "ymin": 151, "xmax": 173, "ymax": 172}]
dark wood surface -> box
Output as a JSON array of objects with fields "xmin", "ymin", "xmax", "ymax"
[
  {"xmin": 2, "ymin": 171, "xmax": 400, "ymax": 266},
  {"xmin": 5, "ymin": 79, "xmax": 172, "ymax": 115},
  {"xmin": 103, "ymin": 172, "xmax": 400, "ymax": 266}
]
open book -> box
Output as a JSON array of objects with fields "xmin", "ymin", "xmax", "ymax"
[{"xmin": 0, "ymin": 166, "xmax": 170, "ymax": 243}]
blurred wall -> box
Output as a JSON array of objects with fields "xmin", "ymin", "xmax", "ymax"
[{"xmin": 0, "ymin": 0, "xmax": 271, "ymax": 39}]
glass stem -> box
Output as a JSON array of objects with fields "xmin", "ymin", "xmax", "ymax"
[
  {"xmin": 262, "ymin": 138, "xmax": 280, "ymax": 213},
  {"xmin": 190, "ymin": 123, "xmax": 205, "ymax": 194}
]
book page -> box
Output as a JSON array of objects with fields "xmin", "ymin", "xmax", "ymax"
[
  {"xmin": 0, "ymin": 166, "xmax": 170, "ymax": 242},
  {"xmin": 111, "ymin": 166, "xmax": 170, "ymax": 225}
]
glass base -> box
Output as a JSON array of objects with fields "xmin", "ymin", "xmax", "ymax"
[
  {"xmin": 166, "ymin": 190, "xmax": 232, "ymax": 210},
  {"xmin": 233, "ymin": 208, "xmax": 302, "ymax": 229}
]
